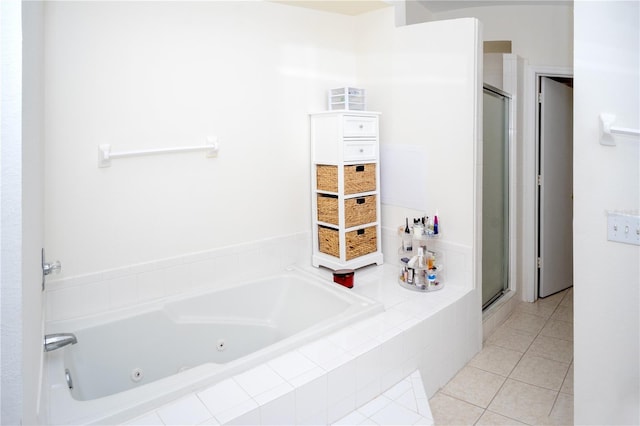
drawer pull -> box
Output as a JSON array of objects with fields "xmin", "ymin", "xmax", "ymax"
[
  {"xmin": 356, "ymin": 165, "xmax": 365, "ymax": 172},
  {"xmin": 357, "ymin": 229, "xmax": 365, "ymax": 235},
  {"xmin": 359, "ymin": 124, "xmax": 364, "ymax": 129},
  {"xmin": 356, "ymin": 198, "xmax": 365, "ymax": 205}
]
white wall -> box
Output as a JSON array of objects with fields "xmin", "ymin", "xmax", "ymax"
[
  {"xmin": 573, "ymin": 1, "xmax": 639, "ymax": 424},
  {"xmin": 420, "ymin": 4, "xmax": 573, "ymax": 69},
  {"xmin": 22, "ymin": 1, "xmax": 46, "ymax": 423},
  {"xmin": 356, "ymin": 11, "xmax": 480, "ymax": 249},
  {"xmin": 1, "ymin": 1, "xmax": 24, "ymax": 423},
  {"xmin": 44, "ymin": 1, "xmax": 359, "ymax": 278}
]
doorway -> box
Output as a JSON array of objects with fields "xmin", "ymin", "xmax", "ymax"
[
  {"xmin": 537, "ymin": 76, "xmax": 574, "ymax": 298},
  {"xmin": 482, "ymin": 85, "xmax": 512, "ymax": 310}
]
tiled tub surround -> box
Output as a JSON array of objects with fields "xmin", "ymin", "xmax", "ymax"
[
  {"xmin": 45, "ymin": 272, "xmax": 384, "ymax": 424},
  {"xmin": 44, "ymin": 231, "xmax": 479, "ymax": 424}
]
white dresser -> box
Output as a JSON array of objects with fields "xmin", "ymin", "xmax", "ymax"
[{"xmin": 310, "ymin": 111, "xmax": 384, "ymax": 270}]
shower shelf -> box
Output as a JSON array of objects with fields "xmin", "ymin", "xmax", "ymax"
[{"xmin": 397, "ymin": 227, "xmax": 444, "ymax": 293}]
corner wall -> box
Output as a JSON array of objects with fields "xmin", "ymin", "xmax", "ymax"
[
  {"xmin": 573, "ymin": 2, "xmax": 639, "ymax": 423},
  {"xmin": 43, "ymin": 1, "xmax": 358, "ymax": 279}
]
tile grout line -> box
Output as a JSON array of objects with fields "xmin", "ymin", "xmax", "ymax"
[{"xmin": 478, "ymin": 289, "xmax": 572, "ymax": 425}]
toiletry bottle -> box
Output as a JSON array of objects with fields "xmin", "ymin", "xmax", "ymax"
[
  {"xmin": 434, "ymin": 212, "xmax": 439, "ymax": 235},
  {"xmin": 417, "ymin": 247, "xmax": 425, "ymax": 268},
  {"xmin": 428, "ymin": 268, "xmax": 437, "ymax": 287},
  {"xmin": 413, "ymin": 218, "xmax": 424, "ymax": 238},
  {"xmin": 427, "ymin": 251, "xmax": 435, "ymax": 269},
  {"xmin": 403, "ymin": 218, "xmax": 413, "ymax": 251}
]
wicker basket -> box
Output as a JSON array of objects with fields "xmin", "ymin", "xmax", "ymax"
[
  {"xmin": 316, "ymin": 165, "xmax": 338, "ymax": 192},
  {"xmin": 317, "ymin": 194, "xmax": 338, "ymax": 225},
  {"xmin": 316, "ymin": 164, "xmax": 376, "ymax": 194},
  {"xmin": 318, "ymin": 194, "xmax": 376, "ymax": 227},
  {"xmin": 345, "ymin": 195, "xmax": 376, "ymax": 228},
  {"xmin": 344, "ymin": 164, "xmax": 376, "ymax": 194},
  {"xmin": 318, "ymin": 225, "xmax": 377, "ymax": 260}
]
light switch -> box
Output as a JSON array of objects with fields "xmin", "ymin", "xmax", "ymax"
[{"xmin": 607, "ymin": 212, "xmax": 640, "ymax": 246}]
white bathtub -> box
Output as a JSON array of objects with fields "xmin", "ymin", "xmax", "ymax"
[{"xmin": 44, "ymin": 270, "xmax": 383, "ymax": 425}]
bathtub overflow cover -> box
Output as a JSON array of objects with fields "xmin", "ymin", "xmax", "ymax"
[
  {"xmin": 216, "ymin": 339, "xmax": 226, "ymax": 351},
  {"xmin": 131, "ymin": 368, "xmax": 144, "ymax": 382}
]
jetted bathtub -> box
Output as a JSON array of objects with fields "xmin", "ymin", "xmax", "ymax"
[{"xmin": 45, "ymin": 269, "xmax": 383, "ymax": 424}]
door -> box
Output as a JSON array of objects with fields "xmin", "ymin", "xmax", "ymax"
[
  {"xmin": 538, "ymin": 77, "xmax": 573, "ymax": 297},
  {"xmin": 482, "ymin": 86, "xmax": 511, "ymax": 309}
]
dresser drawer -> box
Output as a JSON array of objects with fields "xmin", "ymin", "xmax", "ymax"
[
  {"xmin": 343, "ymin": 116, "xmax": 377, "ymax": 137},
  {"xmin": 344, "ymin": 141, "xmax": 376, "ymax": 161}
]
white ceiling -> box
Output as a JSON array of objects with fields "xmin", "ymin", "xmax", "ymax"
[
  {"xmin": 272, "ymin": 0, "xmax": 572, "ymax": 16},
  {"xmin": 271, "ymin": 0, "xmax": 391, "ymax": 16},
  {"xmin": 418, "ymin": 0, "xmax": 572, "ymax": 13}
]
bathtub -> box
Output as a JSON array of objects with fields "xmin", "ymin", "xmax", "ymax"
[{"xmin": 44, "ymin": 270, "xmax": 383, "ymax": 425}]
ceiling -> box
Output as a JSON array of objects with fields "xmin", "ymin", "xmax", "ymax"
[
  {"xmin": 272, "ymin": 0, "xmax": 572, "ymax": 16},
  {"xmin": 417, "ymin": 0, "xmax": 572, "ymax": 13},
  {"xmin": 271, "ymin": 0, "xmax": 391, "ymax": 16}
]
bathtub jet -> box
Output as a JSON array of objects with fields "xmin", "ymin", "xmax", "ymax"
[{"xmin": 44, "ymin": 333, "xmax": 78, "ymax": 352}]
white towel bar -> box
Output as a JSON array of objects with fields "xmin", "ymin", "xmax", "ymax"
[
  {"xmin": 98, "ymin": 137, "xmax": 219, "ymax": 167},
  {"xmin": 600, "ymin": 113, "xmax": 640, "ymax": 146}
]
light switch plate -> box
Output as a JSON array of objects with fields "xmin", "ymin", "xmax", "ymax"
[{"xmin": 607, "ymin": 212, "xmax": 640, "ymax": 246}]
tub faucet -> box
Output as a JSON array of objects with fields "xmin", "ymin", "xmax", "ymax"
[{"xmin": 44, "ymin": 333, "xmax": 77, "ymax": 352}]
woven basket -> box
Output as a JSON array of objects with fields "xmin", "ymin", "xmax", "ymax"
[
  {"xmin": 317, "ymin": 194, "xmax": 338, "ymax": 225},
  {"xmin": 344, "ymin": 164, "xmax": 376, "ymax": 194},
  {"xmin": 318, "ymin": 194, "xmax": 376, "ymax": 227},
  {"xmin": 345, "ymin": 195, "xmax": 376, "ymax": 228},
  {"xmin": 318, "ymin": 225, "xmax": 340, "ymax": 257},
  {"xmin": 317, "ymin": 164, "xmax": 376, "ymax": 194},
  {"xmin": 345, "ymin": 226, "xmax": 377, "ymax": 260},
  {"xmin": 318, "ymin": 225, "xmax": 377, "ymax": 260},
  {"xmin": 316, "ymin": 165, "xmax": 338, "ymax": 192}
]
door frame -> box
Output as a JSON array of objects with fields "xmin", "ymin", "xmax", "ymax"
[{"xmin": 522, "ymin": 66, "xmax": 573, "ymax": 302}]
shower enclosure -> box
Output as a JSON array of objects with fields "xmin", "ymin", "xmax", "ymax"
[{"xmin": 482, "ymin": 85, "xmax": 511, "ymax": 310}]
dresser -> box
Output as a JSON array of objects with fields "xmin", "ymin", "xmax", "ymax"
[{"xmin": 310, "ymin": 111, "xmax": 384, "ymax": 270}]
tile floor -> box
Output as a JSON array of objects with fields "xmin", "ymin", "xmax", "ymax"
[{"xmin": 429, "ymin": 288, "xmax": 574, "ymax": 425}]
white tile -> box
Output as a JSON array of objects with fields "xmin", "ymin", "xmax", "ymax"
[
  {"xmin": 298, "ymin": 338, "xmax": 348, "ymax": 370},
  {"xmin": 333, "ymin": 409, "xmax": 367, "ymax": 425},
  {"xmin": 412, "ymin": 415, "xmax": 435, "ymax": 425},
  {"xmin": 124, "ymin": 411, "xmax": 165, "ymax": 425},
  {"xmin": 410, "ymin": 375, "xmax": 427, "ymax": 400},
  {"xmin": 357, "ymin": 394, "xmax": 392, "ymax": 418},
  {"xmin": 259, "ymin": 390, "xmax": 295, "ymax": 425},
  {"xmin": 197, "ymin": 378, "xmax": 252, "ymax": 417},
  {"xmin": 216, "ymin": 401, "xmax": 259, "ymax": 425},
  {"xmin": 295, "ymin": 374, "xmax": 328, "ymax": 424},
  {"xmin": 233, "ymin": 364, "xmax": 284, "ymax": 397},
  {"xmin": 327, "ymin": 360, "xmax": 357, "ymax": 405},
  {"xmin": 355, "ymin": 377, "xmax": 382, "ymax": 408},
  {"xmin": 253, "ymin": 382, "xmax": 294, "ymax": 406},
  {"xmin": 383, "ymin": 378, "xmax": 412, "ymax": 400},
  {"xmin": 107, "ymin": 274, "xmax": 138, "ymax": 309},
  {"xmin": 354, "ymin": 346, "xmax": 382, "ymax": 389},
  {"xmin": 415, "ymin": 398, "xmax": 433, "ymax": 421},
  {"xmin": 156, "ymin": 395, "xmax": 212, "ymax": 426},
  {"xmin": 395, "ymin": 388, "xmax": 418, "ymax": 412},
  {"xmin": 328, "ymin": 325, "xmax": 377, "ymax": 352},
  {"xmin": 328, "ymin": 393, "xmax": 357, "ymax": 424},
  {"xmin": 369, "ymin": 400, "xmax": 422, "ymax": 425},
  {"xmin": 267, "ymin": 350, "xmax": 318, "ymax": 382},
  {"xmin": 288, "ymin": 366, "xmax": 325, "ymax": 388}
]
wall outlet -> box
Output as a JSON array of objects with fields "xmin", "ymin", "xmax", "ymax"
[{"xmin": 607, "ymin": 212, "xmax": 640, "ymax": 246}]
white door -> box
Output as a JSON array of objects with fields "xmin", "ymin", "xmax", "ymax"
[{"xmin": 538, "ymin": 77, "xmax": 573, "ymax": 298}]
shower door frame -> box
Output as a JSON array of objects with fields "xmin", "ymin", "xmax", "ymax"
[{"xmin": 482, "ymin": 84, "xmax": 516, "ymax": 311}]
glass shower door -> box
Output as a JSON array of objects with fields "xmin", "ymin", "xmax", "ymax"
[{"xmin": 482, "ymin": 86, "xmax": 510, "ymax": 310}]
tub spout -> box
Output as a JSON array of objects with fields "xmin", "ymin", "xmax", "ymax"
[{"xmin": 44, "ymin": 333, "xmax": 77, "ymax": 352}]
